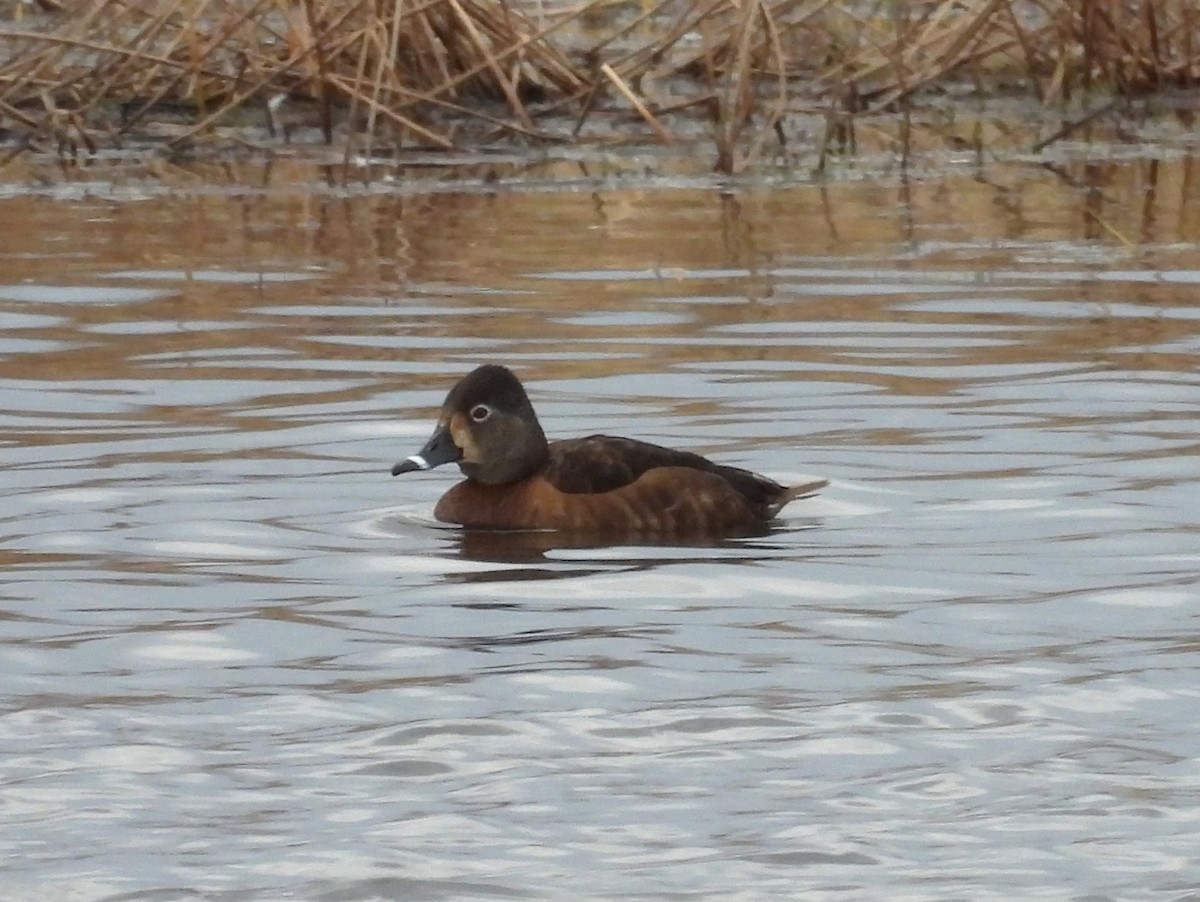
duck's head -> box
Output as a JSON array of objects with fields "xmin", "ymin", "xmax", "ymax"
[{"xmin": 391, "ymin": 365, "xmax": 549, "ymax": 485}]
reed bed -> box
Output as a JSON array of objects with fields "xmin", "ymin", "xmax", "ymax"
[{"xmin": 1, "ymin": 0, "xmax": 1197, "ymax": 169}]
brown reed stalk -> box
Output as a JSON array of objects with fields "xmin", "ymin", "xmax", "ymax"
[
  {"xmin": 0, "ymin": 0, "xmax": 591, "ymax": 151},
  {"xmin": 328, "ymin": 73, "xmax": 461, "ymax": 148},
  {"xmin": 119, "ymin": 0, "xmax": 285, "ymax": 135},
  {"xmin": 0, "ymin": 1, "xmax": 107, "ymax": 92},
  {"xmin": 162, "ymin": 0, "xmax": 371, "ymax": 147},
  {"xmin": 445, "ymin": 0, "xmax": 533, "ymax": 128},
  {"xmin": 301, "ymin": 0, "xmax": 333, "ymax": 142},
  {"xmin": 362, "ymin": 0, "xmax": 403, "ymax": 150},
  {"xmin": 710, "ymin": 0, "xmax": 781, "ymax": 174},
  {"xmin": 600, "ymin": 61, "xmax": 672, "ymax": 142},
  {"xmin": 91, "ymin": 1, "xmax": 201, "ymax": 112},
  {"xmin": 740, "ymin": 0, "xmax": 788, "ymax": 168}
]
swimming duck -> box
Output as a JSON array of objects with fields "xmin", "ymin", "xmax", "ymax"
[{"xmin": 391, "ymin": 365, "xmax": 824, "ymax": 534}]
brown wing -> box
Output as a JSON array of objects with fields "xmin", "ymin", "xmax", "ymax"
[{"xmin": 544, "ymin": 435, "xmax": 787, "ymax": 507}]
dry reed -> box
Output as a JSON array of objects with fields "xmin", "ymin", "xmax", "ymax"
[{"xmin": 0, "ymin": 0, "xmax": 1197, "ymax": 167}]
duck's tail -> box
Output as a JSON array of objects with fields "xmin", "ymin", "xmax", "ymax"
[{"xmin": 767, "ymin": 477, "xmax": 828, "ymax": 517}]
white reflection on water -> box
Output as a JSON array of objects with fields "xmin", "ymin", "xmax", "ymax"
[{"xmin": 1, "ymin": 199, "xmax": 1200, "ymax": 902}]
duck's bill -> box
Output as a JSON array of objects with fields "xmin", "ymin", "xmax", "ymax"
[
  {"xmin": 391, "ymin": 454, "xmax": 431, "ymax": 475},
  {"xmin": 391, "ymin": 423, "xmax": 461, "ymax": 476}
]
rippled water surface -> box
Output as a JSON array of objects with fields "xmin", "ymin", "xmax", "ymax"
[{"xmin": 2, "ymin": 159, "xmax": 1200, "ymax": 900}]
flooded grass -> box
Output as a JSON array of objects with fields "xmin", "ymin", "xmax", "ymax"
[{"xmin": 1, "ymin": 0, "xmax": 1199, "ymax": 172}]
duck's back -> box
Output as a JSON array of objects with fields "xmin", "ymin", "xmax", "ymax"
[{"xmin": 544, "ymin": 435, "xmax": 779, "ymax": 500}]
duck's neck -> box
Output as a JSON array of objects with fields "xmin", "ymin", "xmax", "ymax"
[{"xmin": 465, "ymin": 420, "xmax": 550, "ymax": 485}]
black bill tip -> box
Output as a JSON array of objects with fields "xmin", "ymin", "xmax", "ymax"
[{"xmin": 391, "ymin": 454, "xmax": 431, "ymax": 476}]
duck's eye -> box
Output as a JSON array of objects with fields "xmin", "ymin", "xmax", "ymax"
[{"xmin": 469, "ymin": 404, "xmax": 492, "ymax": 423}]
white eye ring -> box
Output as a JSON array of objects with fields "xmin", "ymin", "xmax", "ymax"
[{"xmin": 469, "ymin": 404, "xmax": 492, "ymax": 422}]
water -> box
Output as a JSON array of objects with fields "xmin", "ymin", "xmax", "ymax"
[{"xmin": 2, "ymin": 159, "xmax": 1199, "ymax": 901}]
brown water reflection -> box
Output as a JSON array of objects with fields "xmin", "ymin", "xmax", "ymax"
[{"xmin": 2, "ymin": 154, "xmax": 1199, "ymax": 901}]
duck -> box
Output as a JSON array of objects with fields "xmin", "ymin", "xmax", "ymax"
[{"xmin": 391, "ymin": 365, "xmax": 825, "ymax": 535}]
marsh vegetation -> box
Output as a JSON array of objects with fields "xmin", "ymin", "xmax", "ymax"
[{"xmin": 1, "ymin": 0, "xmax": 1197, "ymax": 170}]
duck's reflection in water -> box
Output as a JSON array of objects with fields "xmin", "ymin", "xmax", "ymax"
[{"xmin": 441, "ymin": 519, "xmax": 823, "ymax": 585}]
